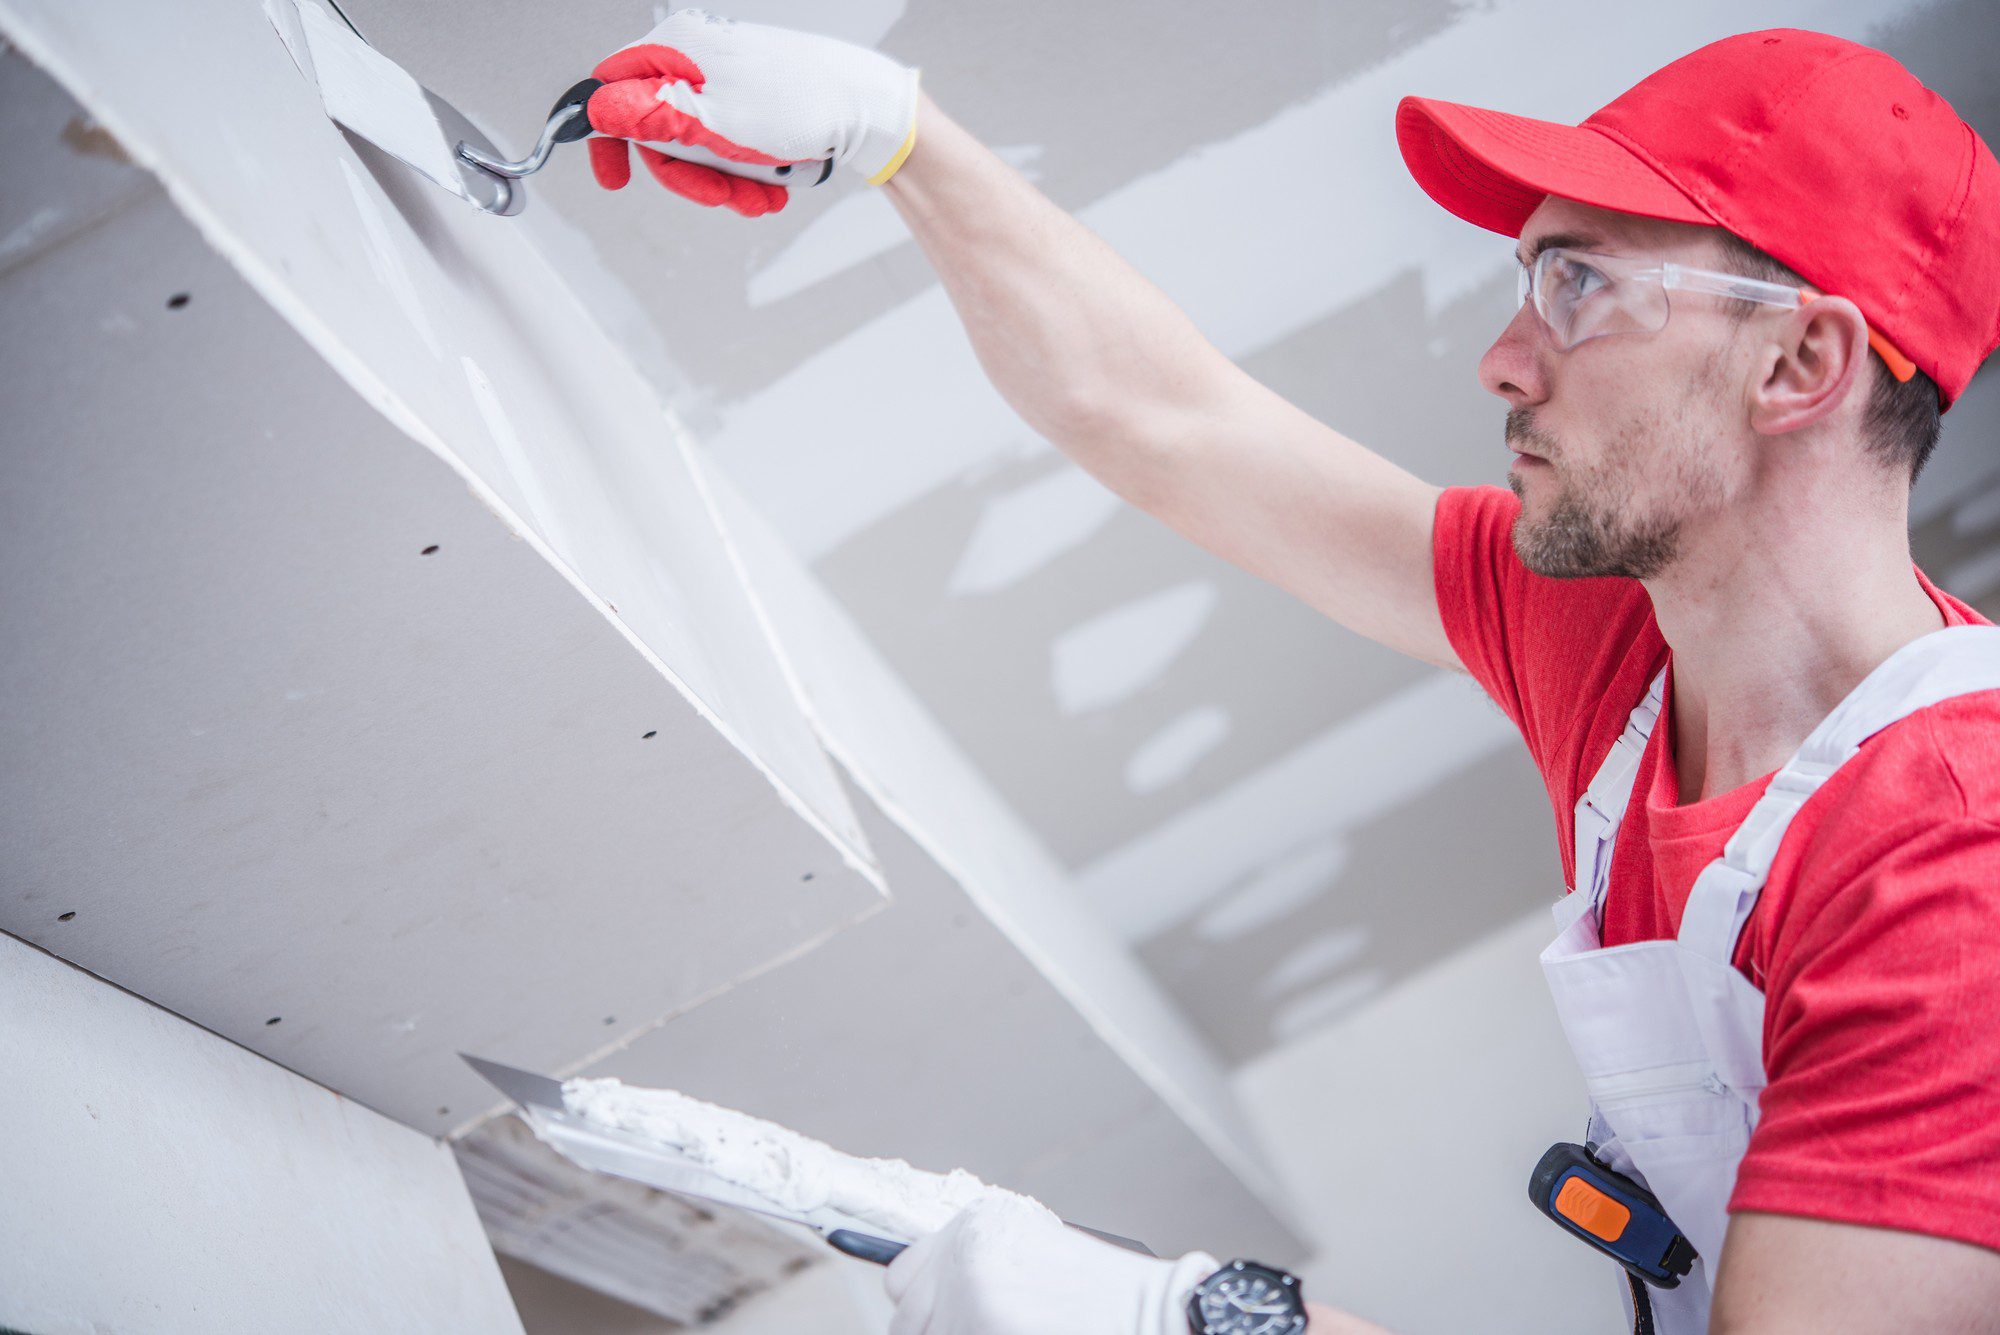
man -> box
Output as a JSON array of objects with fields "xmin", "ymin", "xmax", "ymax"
[{"xmin": 583, "ymin": 13, "xmax": 2000, "ymax": 1334}]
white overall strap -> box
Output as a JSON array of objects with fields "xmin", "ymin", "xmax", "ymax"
[
  {"xmin": 1573, "ymin": 668, "xmax": 1668, "ymax": 909},
  {"xmin": 1680, "ymin": 625, "xmax": 2000, "ymax": 963}
]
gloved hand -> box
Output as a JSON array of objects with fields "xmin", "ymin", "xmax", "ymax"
[
  {"xmin": 885, "ymin": 1195, "xmax": 1219, "ymax": 1335},
  {"xmin": 585, "ymin": 9, "xmax": 921, "ymax": 217}
]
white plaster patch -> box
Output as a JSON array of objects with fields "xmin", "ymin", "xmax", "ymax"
[
  {"xmin": 748, "ymin": 144, "xmax": 1045, "ymax": 307},
  {"xmin": 338, "ymin": 158, "xmax": 444, "ymax": 361},
  {"xmin": 948, "ymin": 465, "xmax": 1125, "ymax": 596},
  {"xmin": 0, "ymin": 205, "xmax": 64, "ymax": 267},
  {"xmin": 1268, "ymin": 968, "xmax": 1387, "ymax": 1042},
  {"xmin": 1125, "ymin": 705, "xmax": 1232, "ymax": 795},
  {"xmin": 1194, "ymin": 834, "xmax": 1349, "ymax": 942},
  {"xmin": 460, "ymin": 355, "xmax": 570, "ymax": 558},
  {"xmin": 1259, "ymin": 926, "xmax": 1370, "ymax": 998},
  {"xmin": 1049, "ymin": 581, "xmax": 1217, "ymax": 715},
  {"xmin": 1078, "ymin": 671, "xmax": 1517, "ymax": 941},
  {"xmin": 749, "ymin": 188, "xmax": 904, "ymax": 307}
]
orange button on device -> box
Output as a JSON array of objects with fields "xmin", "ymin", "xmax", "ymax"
[{"xmin": 1555, "ymin": 1175, "xmax": 1632, "ymax": 1242}]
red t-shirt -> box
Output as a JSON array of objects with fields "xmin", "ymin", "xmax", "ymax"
[{"xmin": 1432, "ymin": 484, "xmax": 2000, "ymax": 1254}]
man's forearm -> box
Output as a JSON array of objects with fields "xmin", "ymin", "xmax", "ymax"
[{"xmin": 883, "ymin": 95, "xmax": 1227, "ymax": 508}]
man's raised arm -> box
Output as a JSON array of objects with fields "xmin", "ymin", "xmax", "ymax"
[
  {"xmin": 882, "ymin": 97, "xmax": 1459, "ymax": 671},
  {"xmin": 581, "ymin": 10, "xmax": 1459, "ymax": 672}
]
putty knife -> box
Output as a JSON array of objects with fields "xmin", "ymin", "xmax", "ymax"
[
  {"xmin": 461, "ymin": 1054, "xmax": 1154, "ymax": 1265},
  {"xmin": 280, "ymin": 0, "xmax": 831, "ymax": 217}
]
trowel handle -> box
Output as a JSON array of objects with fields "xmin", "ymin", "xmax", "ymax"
[
  {"xmin": 557, "ymin": 75, "xmax": 836, "ymax": 188},
  {"xmin": 826, "ymin": 1229, "xmax": 908, "ymax": 1265},
  {"xmin": 643, "ymin": 140, "xmax": 836, "ymax": 189}
]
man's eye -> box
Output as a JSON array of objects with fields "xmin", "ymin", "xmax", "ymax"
[{"xmin": 1561, "ymin": 259, "xmax": 1607, "ymax": 295}]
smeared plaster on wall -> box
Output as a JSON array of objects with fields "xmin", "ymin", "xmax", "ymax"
[
  {"xmin": 1141, "ymin": 745, "xmax": 1560, "ymax": 1062},
  {"xmin": 1078, "ymin": 670, "xmax": 1515, "ymax": 940},
  {"xmin": 0, "ymin": 203, "xmax": 60, "ymax": 265},
  {"xmin": 947, "ymin": 464, "xmax": 1124, "ymax": 596},
  {"xmin": 461, "ymin": 354, "xmax": 569, "ymax": 555},
  {"xmin": 340, "ymin": 159, "xmax": 443, "ymax": 361},
  {"xmin": 1124, "ymin": 704, "xmax": 1231, "ymax": 796},
  {"xmin": 746, "ymin": 144, "xmax": 1039, "ymax": 307},
  {"xmin": 749, "ymin": 189, "xmax": 904, "ymax": 307},
  {"xmin": 1268, "ymin": 969, "xmax": 1387, "ymax": 1041},
  {"xmin": 1195, "ymin": 835, "xmax": 1350, "ymax": 943},
  {"xmin": 1260, "ymin": 926, "xmax": 1370, "ymax": 997},
  {"xmin": 1050, "ymin": 580, "xmax": 1218, "ymax": 715}
]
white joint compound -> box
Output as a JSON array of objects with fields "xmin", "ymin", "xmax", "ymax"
[{"xmin": 562, "ymin": 1077, "xmax": 1034, "ymax": 1238}]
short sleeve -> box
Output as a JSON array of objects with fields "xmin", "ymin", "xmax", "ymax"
[
  {"xmin": 1430, "ymin": 485, "xmax": 1660, "ymax": 778},
  {"xmin": 1733, "ymin": 816, "xmax": 2000, "ymax": 1253}
]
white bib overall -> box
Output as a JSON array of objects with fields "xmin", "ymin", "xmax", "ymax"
[{"xmin": 1541, "ymin": 625, "xmax": 2000, "ymax": 1334}]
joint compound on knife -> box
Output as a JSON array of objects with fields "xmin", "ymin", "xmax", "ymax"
[{"xmin": 561, "ymin": 1077, "xmax": 1035, "ymax": 1239}]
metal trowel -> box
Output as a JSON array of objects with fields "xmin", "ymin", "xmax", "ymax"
[
  {"xmin": 460, "ymin": 1054, "xmax": 1155, "ymax": 1266},
  {"xmin": 276, "ymin": 0, "xmax": 831, "ymax": 217}
]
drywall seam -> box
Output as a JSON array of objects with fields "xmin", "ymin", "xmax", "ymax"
[
  {"xmin": 488, "ymin": 183, "xmax": 874, "ymax": 892},
  {"xmin": 0, "ymin": 177, "xmax": 149, "ymax": 282},
  {"xmin": 814, "ymin": 722, "xmax": 1306, "ymax": 1232},
  {"xmin": 449, "ymin": 893, "xmax": 890, "ymax": 1141},
  {"xmin": 698, "ymin": 467, "xmax": 1306, "ymax": 1236},
  {"xmin": 0, "ymin": 8, "xmax": 883, "ymax": 898}
]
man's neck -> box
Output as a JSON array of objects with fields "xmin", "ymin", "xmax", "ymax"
[{"xmin": 1646, "ymin": 485, "xmax": 1943, "ymax": 805}]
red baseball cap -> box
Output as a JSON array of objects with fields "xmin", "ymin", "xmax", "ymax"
[{"xmin": 1396, "ymin": 29, "xmax": 2000, "ymax": 410}]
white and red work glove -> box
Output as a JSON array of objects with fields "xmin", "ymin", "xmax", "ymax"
[
  {"xmin": 585, "ymin": 9, "xmax": 920, "ymax": 217},
  {"xmin": 886, "ymin": 1195, "xmax": 1219, "ymax": 1335}
]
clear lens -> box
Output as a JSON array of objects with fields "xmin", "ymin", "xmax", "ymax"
[{"xmin": 1528, "ymin": 249, "xmax": 1671, "ymax": 350}]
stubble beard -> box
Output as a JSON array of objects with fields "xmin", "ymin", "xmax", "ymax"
[{"xmin": 1505, "ymin": 408, "xmax": 1689, "ymax": 581}]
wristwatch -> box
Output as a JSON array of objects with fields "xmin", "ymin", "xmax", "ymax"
[{"xmin": 1185, "ymin": 1258, "xmax": 1308, "ymax": 1334}]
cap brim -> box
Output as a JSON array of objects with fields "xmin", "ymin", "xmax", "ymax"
[{"xmin": 1395, "ymin": 96, "xmax": 1718, "ymax": 238}]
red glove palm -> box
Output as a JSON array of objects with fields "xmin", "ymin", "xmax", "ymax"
[
  {"xmin": 586, "ymin": 43, "xmax": 791, "ymax": 217},
  {"xmin": 583, "ymin": 11, "xmax": 921, "ymax": 219}
]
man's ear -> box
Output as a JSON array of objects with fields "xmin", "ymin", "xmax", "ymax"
[{"xmin": 1747, "ymin": 294, "xmax": 1870, "ymax": 436}]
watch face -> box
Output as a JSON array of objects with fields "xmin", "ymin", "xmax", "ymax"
[{"xmin": 1191, "ymin": 1261, "xmax": 1306, "ymax": 1335}]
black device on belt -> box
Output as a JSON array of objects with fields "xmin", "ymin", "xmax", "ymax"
[{"xmin": 1530, "ymin": 1143, "xmax": 1698, "ymax": 1287}]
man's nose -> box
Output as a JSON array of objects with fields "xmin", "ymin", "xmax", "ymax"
[{"xmin": 1478, "ymin": 301, "xmax": 1550, "ymax": 407}]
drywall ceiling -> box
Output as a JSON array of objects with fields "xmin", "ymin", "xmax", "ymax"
[
  {"xmin": 337, "ymin": 0, "xmax": 2000, "ymax": 1063},
  {"xmin": 0, "ymin": 46, "xmax": 881, "ymax": 1131},
  {"xmin": 478, "ymin": 760, "xmax": 1303, "ymax": 1267},
  {"xmin": 2, "ymin": 29, "xmax": 1304, "ymax": 1317}
]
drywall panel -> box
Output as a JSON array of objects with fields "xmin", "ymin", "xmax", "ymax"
[
  {"xmin": 0, "ymin": 932, "xmax": 524, "ymax": 1335},
  {"xmin": 474, "ymin": 764, "xmax": 1304, "ymax": 1267},
  {"xmin": 0, "ymin": 145, "xmax": 878, "ymax": 1131},
  {"xmin": 700, "ymin": 464, "xmax": 1300, "ymax": 1229},
  {"xmin": 0, "ymin": 0, "xmax": 872, "ymax": 878}
]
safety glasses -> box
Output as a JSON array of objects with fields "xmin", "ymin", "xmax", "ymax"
[{"xmin": 1515, "ymin": 247, "xmax": 1916, "ymax": 382}]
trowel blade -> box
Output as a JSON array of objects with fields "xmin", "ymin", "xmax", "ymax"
[
  {"xmin": 286, "ymin": 0, "xmax": 522, "ymax": 214},
  {"xmin": 460, "ymin": 1053, "xmax": 567, "ymax": 1112}
]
